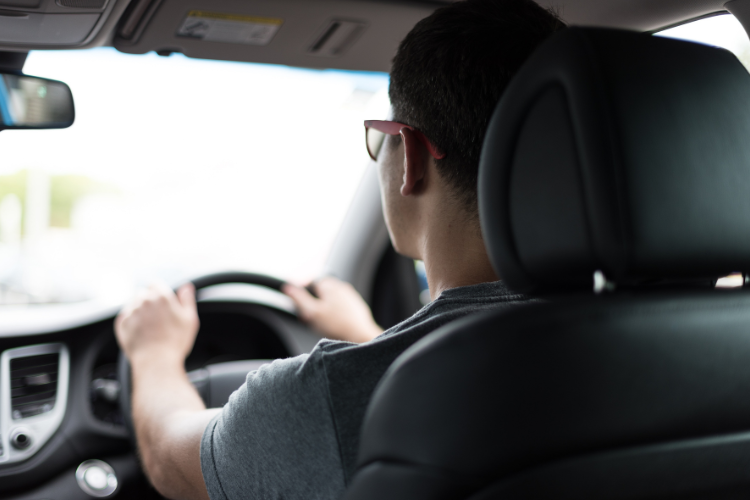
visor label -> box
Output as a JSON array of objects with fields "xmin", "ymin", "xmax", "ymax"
[{"xmin": 177, "ymin": 11, "xmax": 283, "ymax": 46}]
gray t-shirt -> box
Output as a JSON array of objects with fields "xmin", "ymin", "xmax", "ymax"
[{"xmin": 200, "ymin": 280, "xmax": 529, "ymax": 500}]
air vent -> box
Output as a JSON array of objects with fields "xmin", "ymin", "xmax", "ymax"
[
  {"xmin": 308, "ymin": 19, "xmax": 367, "ymax": 57},
  {"xmin": 56, "ymin": 0, "xmax": 106, "ymax": 8},
  {"xmin": 10, "ymin": 353, "xmax": 59, "ymax": 419}
]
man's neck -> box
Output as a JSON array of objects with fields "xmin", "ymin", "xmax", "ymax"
[{"xmin": 420, "ymin": 211, "xmax": 498, "ymax": 301}]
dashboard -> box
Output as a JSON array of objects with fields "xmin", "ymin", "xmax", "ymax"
[{"xmin": 0, "ymin": 297, "xmax": 320, "ymax": 499}]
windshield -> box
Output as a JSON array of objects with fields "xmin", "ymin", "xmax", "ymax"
[{"xmin": 0, "ymin": 49, "xmax": 389, "ymax": 305}]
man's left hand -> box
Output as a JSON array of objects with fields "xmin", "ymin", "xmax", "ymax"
[{"xmin": 114, "ymin": 283, "xmax": 213, "ymax": 500}]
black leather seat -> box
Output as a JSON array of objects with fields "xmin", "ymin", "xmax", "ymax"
[{"xmin": 343, "ymin": 28, "xmax": 750, "ymax": 499}]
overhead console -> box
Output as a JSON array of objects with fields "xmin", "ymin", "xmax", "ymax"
[
  {"xmin": 0, "ymin": 0, "xmax": 127, "ymax": 49},
  {"xmin": 113, "ymin": 0, "xmax": 438, "ymax": 72}
]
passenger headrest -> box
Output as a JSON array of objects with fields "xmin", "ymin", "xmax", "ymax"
[{"xmin": 479, "ymin": 27, "xmax": 750, "ymax": 293}]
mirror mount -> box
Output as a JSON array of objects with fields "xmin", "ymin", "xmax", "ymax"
[{"xmin": 0, "ymin": 51, "xmax": 28, "ymax": 72}]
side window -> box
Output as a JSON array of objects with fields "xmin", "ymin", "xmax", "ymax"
[
  {"xmin": 657, "ymin": 13, "xmax": 750, "ymax": 71},
  {"xmin": 370, "ymin": 244, "xmax": 423, "ymax": 330},
  {"xmin": 414, "ymin": 260, "xmax": 430, "ymax": 305}
]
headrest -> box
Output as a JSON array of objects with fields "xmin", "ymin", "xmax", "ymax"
[{"xmin": 479, "ymin": 27, "xmax": 750, "ymax": 293}]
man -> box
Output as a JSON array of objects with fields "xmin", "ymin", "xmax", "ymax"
[{"xmin": 114, "ymin": 1, "xmax": 565, "ymax": 499}]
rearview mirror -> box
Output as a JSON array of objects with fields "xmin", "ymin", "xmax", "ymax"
[{"xmin": 0, "ymin": 73, "xmax": 74, "ymax": 131}]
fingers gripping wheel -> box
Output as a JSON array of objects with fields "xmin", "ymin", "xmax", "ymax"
[{"xmin": 116, "ymin": 272, "xmax": 289, "ymax": 442}]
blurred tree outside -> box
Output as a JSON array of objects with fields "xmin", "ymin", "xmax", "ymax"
[{"xmin": 0, "ymin": 169, "xmax": 116, "ymax": 234}]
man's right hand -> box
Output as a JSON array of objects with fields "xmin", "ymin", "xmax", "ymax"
[{"xmin": 282, "ymin": 277, "xmax": 383, "ymax": 343}]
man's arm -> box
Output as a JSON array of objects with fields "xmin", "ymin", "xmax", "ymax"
[
  {"xmin": 115, "ymin": 283, "xmax": 214, "ymax": 500},
  {"xmin": 115, "ymin": 277, "xmax": 379, "ymax": 499}
]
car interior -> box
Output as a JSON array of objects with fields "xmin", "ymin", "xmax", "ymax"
[{"xmin": 2, "ymin": 0, "xmax": 750, "ymax": 499}]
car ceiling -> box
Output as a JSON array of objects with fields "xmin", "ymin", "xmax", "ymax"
[{"xmin": 0, "ymin": 0, "xmax": 732, "ymax": 73}]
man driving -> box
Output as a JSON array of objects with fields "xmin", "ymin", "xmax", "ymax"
[{"xmin": 115, "ymin": 1, "xmax": 565, "ymax": 498}]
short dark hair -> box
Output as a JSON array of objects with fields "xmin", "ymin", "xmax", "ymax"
[{"xmin": 389, "ymin": 0, "xmax": 565, "ymax": 214}]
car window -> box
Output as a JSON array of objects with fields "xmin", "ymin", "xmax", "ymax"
[
  {"xmin": 0, "ymin": 49, "xmax": 389, "ymax": 305},
  {"xmin": 414, "ymin": 260, "xmax": 430, "ymax": 305},
  {"xmin": 656, "ymin": 13, "xmax": 750, "ymax": 71}
]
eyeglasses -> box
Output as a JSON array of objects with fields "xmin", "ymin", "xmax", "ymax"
[{"xmin": 364, "ymin": 120, "xmax": 446, "ymax": 161}]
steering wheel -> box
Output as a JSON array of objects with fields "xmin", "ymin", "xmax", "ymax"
[{"xmin": 116, "ymin": 272, "xmax": 296, "ymax": 441}]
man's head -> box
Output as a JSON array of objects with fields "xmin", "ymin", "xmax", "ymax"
[{"xmin": 377, "ymin": 0, "xmax": 564, "ymax": 259}]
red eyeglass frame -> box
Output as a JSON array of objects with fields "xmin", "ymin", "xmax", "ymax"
[{"xmin": 364, "ymin": 120, "xmax": 446, "ymax": 161}]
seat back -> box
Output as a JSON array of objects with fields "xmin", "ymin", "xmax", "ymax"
[
  {"xmin": 347, "ymin": 292, "xmax": 750, "ymax": 499},
  {"xmin": 344, "ymin": 27, "xmax": 750, "ymax": 499}
]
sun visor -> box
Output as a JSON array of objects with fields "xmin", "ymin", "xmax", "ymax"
[
  {"xmin": 0, "ymin": 0, "xmax": 122, "ymax": 49},
  {"xmin": 113, "ymin": 0, "xmax": 437, "ymax": 72}
]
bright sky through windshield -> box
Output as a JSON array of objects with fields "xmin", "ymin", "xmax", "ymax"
[{"xmin": 0, "ymin": 49, "xmax": 389, "ymax": 304}]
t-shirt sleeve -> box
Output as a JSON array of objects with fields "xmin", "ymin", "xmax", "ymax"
[{"xmin": 200, "ymin": 352, "xmax": 345, "ymax": 500}]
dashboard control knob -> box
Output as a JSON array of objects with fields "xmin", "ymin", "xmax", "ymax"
[
  {"xmin": 76, "ymin": 460, "xmax": 118, "ymax": 497},
  {"xmin": 10, "ymin": 429, "xmax": 32, "ymax": 450},
  {"xmin": 91, "ymin": 378, "xmax": 120, "ymax": 403}
]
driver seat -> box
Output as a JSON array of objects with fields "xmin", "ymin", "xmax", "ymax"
[{"xmin": 343, "ymin": 28, "xmax": 750, "ymax": 499}]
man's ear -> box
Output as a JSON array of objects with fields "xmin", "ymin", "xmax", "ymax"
[{"xmin": 400, "ymin": 127, "xmax": 429, "ymax": 197}]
